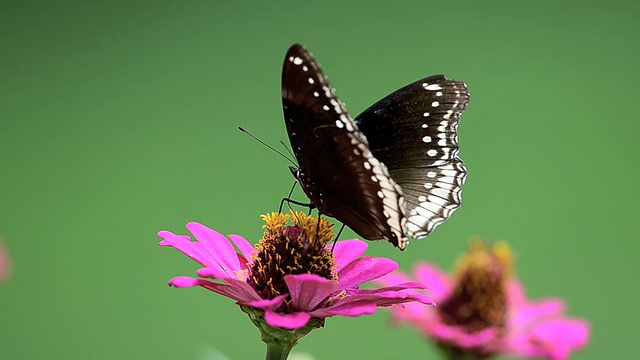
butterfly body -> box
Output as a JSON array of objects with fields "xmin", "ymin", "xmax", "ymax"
[{"xmin": 282, "ymin": 44, "xmax": 468, "ymax": 250}]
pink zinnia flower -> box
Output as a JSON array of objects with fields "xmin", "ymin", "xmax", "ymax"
[
  {"xmin": 159, "ymin": 211, "xmax": 433, "ymax": 353},
  {"xmin": 378, "ymin": 241, "xmax": 590, "ymax": 360}
]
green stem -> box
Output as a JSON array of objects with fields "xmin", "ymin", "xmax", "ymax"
[
  {"xmin": 241, "ymin": 306, "xmax": 325, "ymax": 360},
  {"xmin": 265, "ymin": 340, "xmax": 295, "ymax": 360}
]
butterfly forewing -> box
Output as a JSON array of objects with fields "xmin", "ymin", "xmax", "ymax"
[
  {"xmin": 282, "ymin": 44, "xmax": 408, "ymax": 248},
  {"xmin": 355, "ymin": 75, "xmax": 469, "ymax": 239}
]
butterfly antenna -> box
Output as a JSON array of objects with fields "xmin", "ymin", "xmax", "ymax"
[
  {"xmin": 279, "ymin": 140, "xmax": 296, "ymax": 160},
  {"xmin": 238, "ymin": 127, "xmax": 297, "ymax": 166}
]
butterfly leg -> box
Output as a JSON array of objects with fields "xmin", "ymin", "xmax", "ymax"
[
  {"xmin": 279, "ymin": 181, "xmax": 316, "ymax": 213},
  {"xmin": 316, "ymin": 209, "xmax": 322, "ymax": 239},
  {"xmin": 315, "ymin": 211, "xmax": 323, "ymax": 242},
  {"xmin": 279, "ymin": 197, "xmax": 315, "ymax": 214},
  {"xmin": 330, "ymin": 223, "xmax": 346, "ymax": 254}
]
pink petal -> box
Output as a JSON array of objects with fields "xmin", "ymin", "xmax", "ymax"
[
  {"xmin": 543, "ymin": 319, "xmax": 590, "ymax": 346},
  {"xmin": 375, "ymin": 269, "xmax": 412, "ymax": 287},
  {"xmin": 532, "ymin": 318, "xmax": 590, "ymax": 360},
  {"xmin": 236, "ymin": 253, "xmax": 250, "ymax": 271},
  {"xmin": 168, "ymin": 276, "xmax": 204, "ymax": 288},
  {"xmin": 505, "ymin": 334, "xmax": 544, "ymax": 358},
  {"xmin": 313, "ymin": 300, "xmax": 377, "ymax": 317},
  {"xmin": 247, "ymin": 294, "xmax": 288, "ymax": 309},
  {"xmin": 168, "ymin": 276, "xmax": 262, "ymax": 303},
  {"xmin": 346, "ymin": 289, "xmax": 434, "ymax": 307},
  {"xmin": 219, "ymin": 277, "xmax": 265, "ymax": 303},
  {"xmin": 379, "ymin": 291, "xmax": 434, "ymax": 307},
  {"xmin": 186, "ymin": 222, "xmax": 241, "ymax": 278},
  {"xmin": 338, "ymin": 256, "xmax": 398, "ymax": 288},
  {"xmin": 285, "ymin": 274, "xmax": 338, "ymax": 311},
  {"xmin": 388, "ymin": 301, "xmax": 435, "ymax": 325},
  {"xmin": 413, "ymin": 263, "xmax": 452, "ymax": 301},
  {"xmin": 158, "ymin": 231, "xmax": 216, "ymax": 267},
  {"xmin": 330, "ymin": 239, "xmax": 368, "ymax": 273},
  {"xmin": 197, "ymin": 265, "xmax": 249, "ymax": 282},
  {"xmin": 427, "ymin": 324, "xmax": 499, "ymax": 350},
  {"xmin": 507, "ymin": 279, "xmax": 528, "ymax": 307},
  {"xmin": 374, "ymin": 263, "xmax": 445, "ymax": 326},
  {"xmin": 197, "ymin": 266, "xmax": 232, "ymax": 280},
  {"xmin": 511, "ymin": 298, "xmax": 567, "ymax": 329},
  {"xmin": 264, "ymin": 309, "xmax": 311, "ymax": 330},
  {"xmin": 228, "ymin": 234, "xmax": 255, "ymax": 260},
  {"xmin": 366, "ymin": 281, "xmax": 428, "ymax": 293}
]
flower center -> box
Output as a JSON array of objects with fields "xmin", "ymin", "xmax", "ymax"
[
  {"xmin": 437, "ymin": 241, "xmax": 512, "ymax": 333},
  {"xmin": 247, "ymin": 211, "xmax": 336, "ymax": 308}
]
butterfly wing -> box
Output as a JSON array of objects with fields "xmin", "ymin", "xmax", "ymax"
[
  {"xmin": 282, "ymin": 44, "xmax": 408, "ymax": 248},
  {"xmin": 355, "ymin": 75, "xmax": 469, "ymax": 238}
]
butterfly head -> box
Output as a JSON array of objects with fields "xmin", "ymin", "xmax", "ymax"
[{"xmin": 289, "ymin": 166, "xmax": 301, "ymax": 183}]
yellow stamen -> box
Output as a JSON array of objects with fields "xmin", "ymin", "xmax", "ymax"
[
  {"xmin": 261, "ymin": 212, "xmax": 292, "ymax": 232},
  {"xmin": 326, "ymin": 289, "xmax": 348, "ymax": 305},
  {"xmin": 453, "ymin": 239, "xmax": 513, "ymax": 280}
]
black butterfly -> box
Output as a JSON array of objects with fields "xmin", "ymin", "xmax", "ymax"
[{"xmin": 282, "ymin": 44, "xmax": 468, "ymax": 250}]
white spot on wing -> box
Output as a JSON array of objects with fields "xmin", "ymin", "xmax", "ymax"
[
  {"xmin": 424, "ymin": 84, "xmax": 443, "ymax": 91},
  {"xmin": 443, "ymin": 110, "xmax": 453, "ymax": 120},
  {"xmin": 343, "ymin": 116, "xmax": 354, "ymax": 131}
]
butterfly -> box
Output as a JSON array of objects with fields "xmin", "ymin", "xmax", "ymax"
[{"xmin": 282, "ymin": 44, "xmax": 469, "ymax": 250}]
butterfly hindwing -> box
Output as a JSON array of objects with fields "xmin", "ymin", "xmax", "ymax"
[{"xmin": 354, "ymin": 75, "xmax": 469, "ymax": 238}]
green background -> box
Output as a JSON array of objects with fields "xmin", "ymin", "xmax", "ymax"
[{"xmin": 1, "ymin": 1, "xmax": 637, "ymax": 359}]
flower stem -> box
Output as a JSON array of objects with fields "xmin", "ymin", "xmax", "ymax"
[
  {"xmin": 241, "ymin": 305, "xmax": 325, "ymax": 360},
  {"xmin": 439, "ymin": 345, "xmax": 491, "ymax": 360},
  {"xmin": 265, "ymin": 340, "xmax": 295, "ymax": 360}
]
